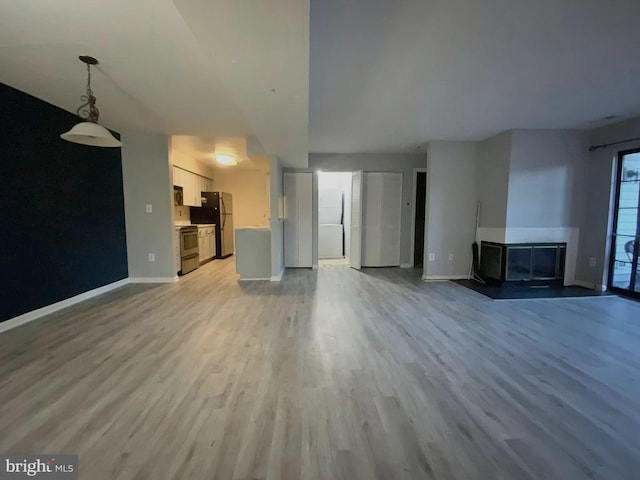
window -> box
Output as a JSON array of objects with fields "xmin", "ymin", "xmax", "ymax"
[{"xmin": 609, "ymin": 149, "xmax": 640, "ymax": 297}]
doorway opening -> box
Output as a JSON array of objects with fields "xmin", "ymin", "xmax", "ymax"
[
  {"xmin": 318, "ymin": 172, "xmax": 352, "ymax": 267},
  {"xmin": 608, "ymin": 148, "xmax": 640, "ymax": 299},
  {"xmin": 413, "ymin": 171, "xmax": 427, "ymax": 267}
]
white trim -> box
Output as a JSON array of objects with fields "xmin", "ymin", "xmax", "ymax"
[
  {"xmin": 129, "ymin": 277, "xmax": 178, "ymax": 283},
  {"xmin": 312, "ymin": 264, "xmax": 319, "ymax": 270},
  {"xmin": 239, "ymin": 277, "xmax": 271, "ymax": 281},
  {"xmin": 573, "ymin": 280, "xmax": 596, "ymax": 290},
  {"xmin": 400, "ymin": 264, "xmax": 412, "ymax": 268},
  {"xmin": 422, "ymin": 274, "xmax": 469, "ymax": 281},
  {"xmin": 476, "ymin": 227, "xmax": 507, "ymax": 244},
  {"xmin": 270, "ymin": 267, "xmax": 285, "ymax": 282},
  {"xmin": 0, "ymin": 278, "xmax": 129, "ymax": 334},
  {"xmin": 409, "ymin": 168, "xmax": 428, "ymax": 269}
]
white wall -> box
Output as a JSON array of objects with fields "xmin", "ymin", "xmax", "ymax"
[
  {"xmin": 121, "ymin": 131, "xmax": 176, "ymax": 281},
  {"xmin": 214, "ymin": 169, "xmax": 270, "ymax": 228},
  {"xmin": 174, "ymin": 205, "xmax": 190, "ymax": 223},
  {"xmin": 507, "ymin": 130, "xmax": 587, "ymax": 229},
  {"xmin": 503, "ymin": 130, "xmax": 588, "ymax": 285},
  {"xmin": 170, "ymin": 148, "xmax": 216, "ymax": 179},
  {"xmin": 477, "ymin": 131, "xmax": 511, "ymax": 232},
  {"xmin": 309, "ymin": 153, "xmax": 427, "ymax": 266},
  {"xmin": 424, "ymin": 142, "xmax": 479, "ymax": 279}
]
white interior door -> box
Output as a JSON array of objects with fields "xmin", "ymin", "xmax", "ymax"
[
  {"xmin": 363, "ymin": 172, "xmax": 402, "ymax": 266},
  {"xmin": 284, "ymin": 172, "xmax": 313, "ymax": 267},
  {"xmin": 350, "ymin": 170, "xmax": 363, "ymax": 270},
  {"xmin": 343, "ymin": 175, "xmax": 352, "ymax": 262}
]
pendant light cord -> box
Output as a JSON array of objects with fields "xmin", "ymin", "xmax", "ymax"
[{"xmin": 76, "ymin": 62, "xmax": 100, "ymax": 123}]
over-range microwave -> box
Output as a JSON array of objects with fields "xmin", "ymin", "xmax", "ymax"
[{"xmin": 174, "ymin": 185, "xmax": 183, "ymax": 206}]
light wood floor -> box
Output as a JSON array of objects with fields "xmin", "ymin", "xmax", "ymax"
[{"xmin": 2, "ymin": 259, "xmax": 640, "ymax": 479}]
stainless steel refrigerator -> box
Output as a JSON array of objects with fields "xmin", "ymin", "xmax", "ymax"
[{"xmin": 190, "ymin": 192, "xmax": 234, "ymax": 258}]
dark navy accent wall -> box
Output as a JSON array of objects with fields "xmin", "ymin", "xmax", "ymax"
[{"xmin": 0, "ymin": 83, "xmax": 128, "ymax": 323}]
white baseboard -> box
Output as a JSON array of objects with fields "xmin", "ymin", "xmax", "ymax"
[
  {"xmin": 573, "ymin": 280, "xmax": 607, "ymax": 292},
  {"xmin": 239, "ymin": 277, "xmax": 271, "ymax": 281},
  {"xmin": 0, "ymin": 278, "xmax": 129, "ymax": 334},
  {"xmin": 400, "ymin": 264, "xmax": 412, "ymax": 269},
  {"xmin": 422, "ymin": 275, "xmax": 469, "ymax": 281},
  {"xmin": 129, "ymin": 277, "xmax": 178, "ymax": 283},
  {"xmin": 271, "ymin": 267, "xmax": 285, "ymax": 282}
]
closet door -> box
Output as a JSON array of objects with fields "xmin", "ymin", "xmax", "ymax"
[
  {"xmin": 362, "ymin": 172, "xmax": 402, "ymax": 266},
  {"xmin": 350, "ymin": 171, "xmax": 363, "ymax": 270},
  {"xmin": 284, "ymin": 172, "xmax": 313, "ymax": 267}
]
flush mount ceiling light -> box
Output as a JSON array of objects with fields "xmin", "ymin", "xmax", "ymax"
[
  {"xmin": 60, "ymin": 56, "xmax": 122, "ymax": 147},
  {"xmin": 215, "ymin": 154, "xmax": 238, "ymax": 166}
]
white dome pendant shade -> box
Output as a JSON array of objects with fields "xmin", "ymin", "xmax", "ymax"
[
  {"xmin": 60, "ymin": 121, "xmax": 122, "ymax": 147},
  {"xmin": 60, "ymin": 55, "xmax": 122, "ymax": 148}
]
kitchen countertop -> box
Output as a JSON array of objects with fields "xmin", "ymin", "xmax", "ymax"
[{"xmin": 174, "ymin": 224, "xmax": 216, "ymax": 229}]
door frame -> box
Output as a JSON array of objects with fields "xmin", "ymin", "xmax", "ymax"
[
  {"xmin": 349, "ymin": 170, "xmax": 364, "ymax": 270},
  {"xmin": 409, "ymin": 168, "xmax": 428, "ymax": 268},
  {"xmin": 283, "ymin": 172, "xmax": 313, "ymax": 268},
  {"xmin": 607, "ymin": 147, "xmax": 640, "ymax": 299}
]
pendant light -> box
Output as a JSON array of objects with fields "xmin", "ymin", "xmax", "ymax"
[{"xmin": 60, "ymin": 56, "xmax": 122, "ymax": 147}]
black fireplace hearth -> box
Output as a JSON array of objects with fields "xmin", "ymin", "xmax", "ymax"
[{"xmin": 480, "ymin": 241, "xmax": 566, "ymax": 286}]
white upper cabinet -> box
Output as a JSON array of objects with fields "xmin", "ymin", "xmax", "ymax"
[
  {"xmin": 187, "ymin": 173, "xmax": 202, "ymax": 207},
  {"xmin": 172, "ymin": 166, "xmax": 184, "ymax": 187},
  {"xmin": 200, "ymin": 176, "xmax": 213, "ymax": 194},
  {"xmin": 172, "ymin": 166, "xmax": 212, "ymax": 207}
]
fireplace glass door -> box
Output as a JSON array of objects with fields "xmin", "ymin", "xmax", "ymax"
[{"xmin": 608, "ymin": 148, "xmax": 640, "ymax": 298}]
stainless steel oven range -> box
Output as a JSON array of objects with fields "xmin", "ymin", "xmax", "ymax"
[{"xmin": 179, "ymin": 226, "xmax": 199, "ymax": 275}]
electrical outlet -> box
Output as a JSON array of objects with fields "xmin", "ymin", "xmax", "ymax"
[
  {"xmin": 449, "ymin": 253, "xmax": 454, "ymax": 262},
  {"xmin": 146, "ymin": 204, "xmax": 153, "ymax": 213},
  {"xmin": 428, "ymin": 253, "xmax": 435, "ymax": 261},
  {"xmin": 589, "ymin": 257, "xmax": 596, "ymax": 267},
  {"xmin": 148, "ymin": 253, "xmax": 155, "ymax": 262}
]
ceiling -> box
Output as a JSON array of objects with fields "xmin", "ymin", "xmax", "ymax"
[
  {"xmin": 0, "ymin": 0, "xmax": 309, "ymax": 167},
  {"xmin": 171, "ymin": 135, "xmax": 269, "ymax": 172},
  {"xmin": 309, "ymin": 0, "xmax": 640, "ymax": 153},
  {"xmin": 2, "ymin": 0, "xmax": 640, "ymax": 161}
]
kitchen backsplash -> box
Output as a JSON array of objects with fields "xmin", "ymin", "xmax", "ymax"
[{"xmin": 174, "ymin": 205, "xmax": 190, "ymax": 222}]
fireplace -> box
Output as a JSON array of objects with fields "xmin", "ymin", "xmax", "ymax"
[{"xmin": 480, "ymin": 241, "xmax": 566, "ymax": 285}]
